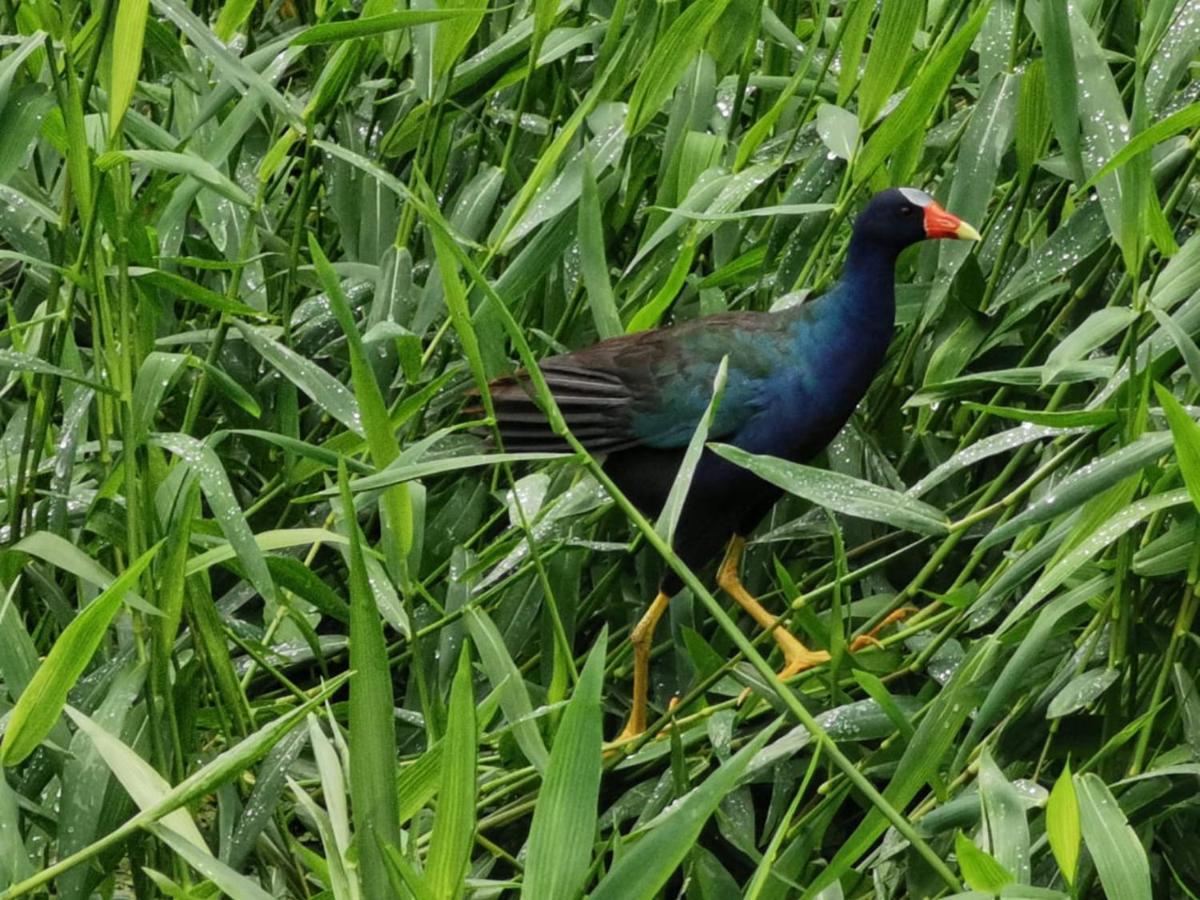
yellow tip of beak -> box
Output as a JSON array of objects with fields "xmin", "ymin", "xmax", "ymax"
[{"xmin": 955, "ymin": 221, "xmax": 982, "ymax": 242}]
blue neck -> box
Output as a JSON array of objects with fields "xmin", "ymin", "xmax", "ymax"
[
  {"xmin": 785, "ymin": 236, "xmax": 899, "ymax": 345},
  {"xmin": 836, "ymin": 234, "xmax": 900, "ymax": 333}
]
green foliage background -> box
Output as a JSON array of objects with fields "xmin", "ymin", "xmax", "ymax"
[{"xmin": 0, "ymin": 0, "xmax": 1199, "ymax": 896}]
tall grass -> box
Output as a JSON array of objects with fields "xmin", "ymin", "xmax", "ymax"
[{"xmin": 0, "ymin": 0, "xmax": 1198, "ymax": 896}]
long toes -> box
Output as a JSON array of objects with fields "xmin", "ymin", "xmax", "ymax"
[
  {"xmin": 848, "ymin": 606, "xmax": 919, "ymax": 652},
  {"xmin": 736, "ymin": 652, "xmax": 830, "ymax": 705},
  {"xmin": 848, "ymin": 634, "xmax": 884, "ymax": 652},
  {"xmin": 778, "ymin": 651, "xmax": 831, "ymax": 679}
]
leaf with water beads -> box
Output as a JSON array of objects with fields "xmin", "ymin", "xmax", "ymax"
[
  {"xmin": 153, "ymin": 432, "xmax": 276, "ymax": 606},
  {"xmin": 712, "ymin": 443, "xmax": 950, "ymax": 535},
  {"xmin": 998, "ymin": 489, "xmax": 1191, "ymax": 633},
  {"xmin": 1047, "ymin": 667, "xmax": 1121, "ymax": 718},
  {"xmin": 980, "ymin": 431, "xmax": 1174, "ymax": 549}
]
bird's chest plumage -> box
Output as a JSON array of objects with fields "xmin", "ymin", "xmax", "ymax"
[{"xmin": 735, "ymin": 323, "xmax": 891, "ymax": 461}]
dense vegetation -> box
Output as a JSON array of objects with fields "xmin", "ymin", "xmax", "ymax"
[{"xmin": 0, "ymin": 0, "xmax": 1199, "ymax": 896}]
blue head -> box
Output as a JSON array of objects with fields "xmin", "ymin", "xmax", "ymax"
[{"xmin": 850, "ymin": 187, "xmax": 981, "ymax": 257}]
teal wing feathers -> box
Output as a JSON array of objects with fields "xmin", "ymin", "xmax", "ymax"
[{"xmin": 486, "ymin": 312, "xmax": 792, "ymax": 453}]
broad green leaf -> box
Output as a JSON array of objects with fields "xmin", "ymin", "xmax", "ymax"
[
  {"xmin": 1038, "ymin": 0, "xmax": 1084, "ymax": 183},
  {"xmin": 96, "ymin": 149, "xmax": 253, "ymax": 206},
  {"xmin": 658, "ymin": 358, "xmax": 726, "ymax": 545},
  {"xmin": 578, "ymin": 156, "xmax": 622, "ymax": 338},
  {"xmin": 1084, "ymin": 100, "xmax": 1200, "ymax": 188},
  {"xmin": 154, "ymin": 433, "xmax": 277, "ymax": 606},
  {"xmin": 625, "ymin": 0, "xmax": 733, "ymax": 135},
  {"xmin": 184, "ymin": 528, "xmax": 348, "ymax": 576},
  {"xmin": 711, "ymin": 443, "xmax": 949, "ymax": 535},
  {"xmin": 130, "ymin": 268, "xmax": 263, "ymax": 317},
  {"xmin": 151, "ymin": 0, "xmax": 300, "ymax": 125},
  {"xmin": 960, "ymin": 402, "xmax": 1116, "ymax": 428},
  {"xmin": 0, "ymin": 349, "xmax": 115, "ymax": 395},
  {"xmin": 998, "ymin": 489, "xmax": 1191, "ymax": 632},
  {"xmin": 1016, "ymin": 59, "xmax": 1050, "ymax": 179},
  {"xmin": 955, "ymin": 830, "xmax": 1014, "ymax": 893},
  {"xmin": 979, "ymin": 432, "xmax": 1174, "ymax": 549},
  {"xmin": 977, "ymin": 749, "xmax": 1030, "ymax": 883},
  {"xmin": 521, "ymin": 633, "xmax": 606, "ymax": 900},
  {"xmin": 1151, "ymin": 232, "xmax": 1200, "ymax": 311},
  {"xmin": 314, "ymin": 235, "xmax": 412, "ymax": 566},
  {"xmin": 804, "ymin": 647, "xmax": 987, "ymax": 896},
  {"xmin": 344, "ymin": 452, "xmax": 568, "ymax": 494},
  {"xmin": 338, "ymin": 463, "xmax": 401, "ymax": 897},
  {"xmin": 12, "ymin": 532, "xmax": 129, "ymax": 600},
  {"xmin": 465, "ymin": 607, "xmax": 549, "ymax": 772},
  {"xmin": 214, "ymin": 0, "xmax": 256, "ymax": 40},
  {"xmin": 1154, "ymin": 383, "xmax": 1200, "ymax": 512},
  {"xmin": 816, "ymin": 103, "xmax": 859, "ymax": 161},
  {"xmin": 287, "ymin": 776, "xmax": 357, "ymax": 900},
  {"xmin": 65, "ymin": 708, "xmax": 275, "ymax": 900},
  {"xmin": 1076, "ymin": 774, "xmax": 1152, "ymax": 900},
  {"xmin": 854, "ymin": 1, "xmax": 990, "ymax": 181},
  {"xmin": 837, "ymin": 0, "xmax": 874, "ymax": 105},
  {"xmin": 433, "ymin": 0, "xmax": 488, "ymax": 80},
  {"xmin": 234, "ymin": 321, "xmax": 363, "ymax": 435},
  {"xmin": 1043, "ymin": 307, "xmax": 1137, "ymax": 385},
  {"xmin": 1066, "ymin": 3, "xmax": 1137, "ymax": 261},
  {"xmin": 1, "ymin": 675, "xmax": 350, "ymax": 896},
  {"xmin": 1047, "ymin": 763, "xmax": 1080, "ymax": 887},
  {"xmin": 958, "ymin": 583, "xmax": 1102, "ymax": 765},
  {"xmin": 1047, "ymin": 668, "xmax": 1120, "ymax": 718}
]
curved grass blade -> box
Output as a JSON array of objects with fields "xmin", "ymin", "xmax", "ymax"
[
  {"xmin": 0, "ymin": 544, "xmax": 161, "ymax": 766},
  {"xmin": 712, "ymin": 443, "xmax": 949, "ymax": 535}
]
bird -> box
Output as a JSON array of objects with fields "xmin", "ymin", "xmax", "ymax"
[{"xmin": 482, "ymin": 188, "xmax": 981, "ymax": 741}]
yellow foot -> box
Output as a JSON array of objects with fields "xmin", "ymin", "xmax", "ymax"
[
  {"xmin": 608, "ymin": 694, "xmax": 681, "ymax": 747},
  {"xmin": 739, "ymin": 641, "xmax": 830, "ymax": 704},
  {"xmin": 848, "ymin": 606, "xmax": 917, "ymax": 652},
  {"xmin": 608, "ymin": 725, "xmax": 640, "ymax": 746},
  {"xmin": 777, "ymin": 646, "xmax": 833, "ymax": 679}
]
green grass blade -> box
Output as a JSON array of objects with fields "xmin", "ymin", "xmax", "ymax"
[
  {"xmin": 856, "ymin": 0, "xmax": 922, "ymax": 127},
  {"xmin": 625, "ymin": 0, "xmax": 733, "ymax": 135},
  {"xmin": 591, "ymin": 722, "xmax": 776, "ymax": 900},
  {"xmin": 521, "ymin": 632, "xmax": 606, "ymax": 900},
  {"xmin": 426, "ymin": 647, "xmax": 477, "ymax": 899},
  {"xmin": 109, "ymin": 0, "xmax": 150, "ymax": 139},
  {"xmin": 1076, "ymin": 774, "xmax": 1152, "ymax": 900},
  {"xmin": 465, "ymin": 607, "xmax": 549, "ymax": 772},
  {"xmin": 292, "ymin": 10, "xmax": 468, "ymax": 45},
  {"xmin": 854, "ymin": 1, "xmax": 990, "ymax": 182},
  {"xmin": 0, "ymin": 543, "xmax": 161, "ymax": 766},
  {"xmin": 1154, "ymin": 383, "xmax": 1200, "ymax": 512},
  {"xmin": 338, "ymin": 462, "xmax": 401, "ymax": 897}
]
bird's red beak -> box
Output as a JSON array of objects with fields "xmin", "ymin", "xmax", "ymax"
[{"xmin": 923, "ymin": 202, "xmax": 982, "ymax": 241}]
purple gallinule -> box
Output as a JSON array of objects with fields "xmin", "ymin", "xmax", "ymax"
[{"xmin": 486, "ymin": 188, "xmax": 980, "ymax": 740}]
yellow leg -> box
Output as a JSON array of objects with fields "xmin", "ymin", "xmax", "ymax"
[
  {"xmin": 718, "ymin": 536, "xmax": 830, "ymax": 677},
  {"xmin": 612, "ymin": 591, "xmax": 671, "ymax": 742},
  {"xmin": 719, "ymin": 536, "xmax": 914, "ymax": 678}
]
